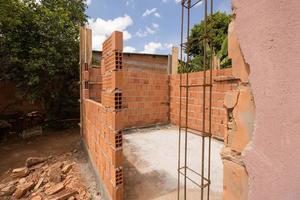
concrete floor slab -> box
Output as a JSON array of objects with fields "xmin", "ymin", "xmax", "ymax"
[{"xmin": 124, "ymin": 126, "xmax": 223, "ymax": 200}]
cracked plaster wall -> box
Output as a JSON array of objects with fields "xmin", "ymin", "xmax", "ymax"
[{"xmin": 225, "ymin": 0, "xmax": 300, "ymax": 199}]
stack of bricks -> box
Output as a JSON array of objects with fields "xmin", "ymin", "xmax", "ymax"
[
  {"xmin": 169, "ymin": 68, "xmax": 240, "ymax": 140},
  {"xmin": 99, "ymin": 31, "xmax": 124, "ymax": 200},
  {"xmin": 82, "ymin": 31, "xmax": 124, "ymax": 200}
]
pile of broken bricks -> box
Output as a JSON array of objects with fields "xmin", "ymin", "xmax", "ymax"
[{"xmin": 0, "ymin": 153, "xmax": 92, "ymax": 200}]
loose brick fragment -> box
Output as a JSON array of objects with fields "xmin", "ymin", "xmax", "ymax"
[
  {"xmin": 48, "ymin": 163, "xmax": 63, "ymax": 183},
  {"xmin": 50, "ymin": 189, "xmax": 78, "ymax": 200},
  {"xmin": 13, "ymin": 181, "xmax": 35, "ymax": 199},
  {"xmin": 62, "ymin": 164, "xmax": 73, "ymax": 174},
  {"xmin": 26, "ymin": 157, "xmax": 47, "ymax": 167},
  {"xmin": 0, "ymin": 184, "xmax": 16, "ymax": 196},
  {"xmin": 11, "ymin": 167, "xmax": 29, "ymax": 178},
  {"xmin": 46, "ymin": 182, "xmax": 65, "ymax": 195},
  {"xmin": 34, "ymin": 177, "xmax": 44, "ymax": 191}
]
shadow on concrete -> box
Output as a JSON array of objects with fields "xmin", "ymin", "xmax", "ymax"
[{"xmin": 124, "ymin": 151, "xmax": 178, "ymax": 200}]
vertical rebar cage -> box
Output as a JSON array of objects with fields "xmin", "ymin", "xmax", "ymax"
[{"xmin": 177, "ymin": 0, "xmax": 214, "ymax": 199}]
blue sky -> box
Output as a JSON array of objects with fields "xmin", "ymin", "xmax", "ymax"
[{"xmin": 86, "ymin": 0, "xmax": 231, "ymax": 54}]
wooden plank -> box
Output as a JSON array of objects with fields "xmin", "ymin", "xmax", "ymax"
[
  {"xmin": 86, "ymin": 28, "xmax": 93, "ymax": 67},
  {"xmin": 79, "ymin": 26, "xmax": 86, "ymax": 66},
  {"xmin": 79, "ymin": 26, "xmax": 86, "ymax": 136}
]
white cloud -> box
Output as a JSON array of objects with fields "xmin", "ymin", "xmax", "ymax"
[
  {"xmin": 146, "ymin": 27, "xmax": 155, "ymax": 34},
  {"xmin": 142, "ymin": 8, "xmax": 157, "ymax": 17},
  {"xmin": 154, "ymin": 13, "xmax": 161, "ymax": 18},
  {"xmin": 124, "ymin": 46, "xmax": 136, "ymax": 53},
  {"xmin": 142, "ymin": 42, "xmax": 162, "ymax": 54},
  {"xmin": 141, "ymin": 42, "xmax": 173, "ymax": 54},
  {"xmin": 136, "ymin": 23, "xmax": 160, "ymax": 37},
  {"xmin": 87, "ymin": 15, "xmax": 133, "ymax": 50},
  {"xmin": 123, "ymin": 31, "xmax": 132, "ymax": 40},
  {"xmin": 152, "ymin": 23, "xmax": 159, "ymax": 29},
  {"xmin": 164, "ymin": 43, "xmax": 173, "ymax": 49},
  {"xmin": 142, "ymin": 8, "xmax": 161, "ymax": 18},
  {"xmin": 136, "ymin": 29, "xmax": 148, "ymax": 38},
  {"xmin": 85, "ymin": 0, "xmax": 92, "ymax": 5}
]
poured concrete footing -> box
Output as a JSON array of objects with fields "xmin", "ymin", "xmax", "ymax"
[{"xmin": 124, "ymin": 126, "xmax": 223, "ymax": 200}]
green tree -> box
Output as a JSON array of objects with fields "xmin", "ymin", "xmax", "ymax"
[
  {"xmin": 178, "ymin": 12, "xmax": 231, "ymax": 73},
  {"xmin": 188, "ymin": 12, "xmax": 231, "ymax": 57},
  {"xmin": 0, "ymin": 0, "xmax": 87, "ymax": 125}
]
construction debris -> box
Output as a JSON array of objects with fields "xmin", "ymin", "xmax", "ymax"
[
  {"xmin": 0, "ymin": 184, "xmax": 16, "ymax": 197},
  {"xmin": 11, "ymin": 167, "xmax": 29, "ymax": 178},
  {"xmin": 62, "ymin": 163, "xmax": 73, "ymax": 174},
  {"xmin": 34, "ymin": 177, "xmax": 44, "ymax": 191},
  {"xmin": 26, "ymin": 157, "xmax": 46, "ymax": 167},
  {"xmin": 50, "ymin": 189, "xmax": 78, "ymax": 200},
  {"xmin": 45, "ymin": 182, "xmax": 65, "ymax": 195},
  {"xmin": 13, "ymin": 181, "xmax": 35, "ymax": 199},
  {"xmin": 0, "ymin": 154, "xmax": 92, "ymax": 199},
  {"xmin": 48, "ymin": 163, "xmax": 63, "ymax": 183}
]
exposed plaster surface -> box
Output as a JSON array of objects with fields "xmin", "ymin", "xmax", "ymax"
[
  {"xmin": 233, "ymin": 0, "xmax": 300, "ymax": 199},
  {"xmin": 231, "ymin": 86, "xmax": 255, "ymax": 153}
]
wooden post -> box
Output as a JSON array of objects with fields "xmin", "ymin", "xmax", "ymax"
[
  {"xmin": 171, "ymin": 47, "xmax": 179, "ymax": 74},
  {"xmin": 79, "ymin": 26, "xmax": 86, "ymax": 136},
  {"xmin": 79, "ymin": 26, "xmax": 92, "ymax": 136},
  {"xmin": 86, "ymin": 28, "xmax": 93, "ymax": 67}
]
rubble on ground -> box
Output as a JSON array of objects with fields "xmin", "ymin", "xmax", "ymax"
[{"xmin": 0, "ymin": 152, "xmax": 91, "ymax": 200}]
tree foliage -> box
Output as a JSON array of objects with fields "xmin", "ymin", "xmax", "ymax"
[
  {"xmin": 178, "ymin": 12, "xmax": 231, "ymax": 73},
  {"xmin": 0, "ymin": 0, "xmax": 87, "ymax": 123},
  {"xmin": 188, "ymin": 12, "xmax": 231, "ymax": 57}
]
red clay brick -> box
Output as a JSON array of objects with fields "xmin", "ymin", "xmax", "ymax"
[
  {"xmin": 82, "ymin": 31, "xmax": 125, "ymax": 200},
  {"xmin": 169, "ymin": 69, "xmax": 239, "ymax": 140},
  {"xmin": 82, "ymin": 31, "xmax": 240, "ymax": 200}
]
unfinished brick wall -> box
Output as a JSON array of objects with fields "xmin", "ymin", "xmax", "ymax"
[
  {"xmin": 81, "ymin": 30, "xmax": 124, "ymax": 200},
  {"xmin": 83, "ymin": 100, "xmax": 124, "ymax": 200},
  {"xmin": 80, "ymin": 28, "xmax": 243, "ymax": 199},
  {"xmin": 89, "ymin": 67, "xmax": 102, "ymax": 102},
  {"xmin": 123, "ymin": 53, "xmax": 169, "ymax": 73},
  {"xmin": 170, "ymin": 68, "xmax": 239, "ymax": 140},
  {"xmin": 89, "ymin": 51, "xmax": 170, "ymax": 129},
  {"xmin": 123, "ymin": 67, "xmax": 169, "ymax": 128}
]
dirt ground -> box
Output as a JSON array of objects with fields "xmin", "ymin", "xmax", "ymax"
[
  {"xmin": 0, "ymin": 128, "xmax": 102, "ymax": 199},
  {"xmin": 0, "ymin": 126, "xmax": 224, "ymax": 199}
]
